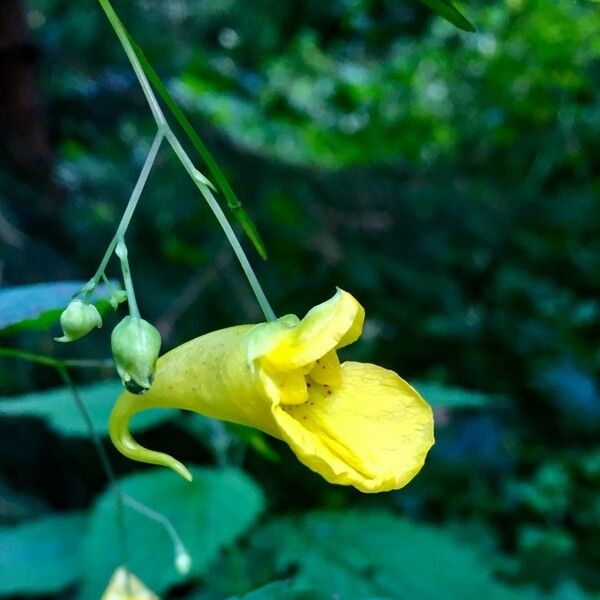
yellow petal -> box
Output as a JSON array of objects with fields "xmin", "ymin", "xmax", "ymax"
[
  {"xmin": 262, "ymin": 289, "xmax": 365, "ymax": 370},
  {"xmin": 108, "ymin": 289, "xmax": 433, "ymax": 494},
  {"xmin": 269, "ymin": 367, "xmax": 309, "ymax": 405},
  {"xmin": 109, "ymin": 325, "xmax": 281, "ymax": 480},
  {"xmin": 101, "ymin": 567, "xmax": 159, "ymax": 600},
  {"xmin": 307, "ymin": 349, "xmax": 341, "ymax": 387},
  {"xmin": 246, "ymin": 315, "xmax": 300, "ymax": 364},
  {"xmin": 271, "ymin": 362, "xmax": 434, "ymax": 493}
]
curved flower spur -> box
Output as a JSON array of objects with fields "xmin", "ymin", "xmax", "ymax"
[{"xmin": 109, "ymin": 289, "xmax": 434, "ymax": 493}]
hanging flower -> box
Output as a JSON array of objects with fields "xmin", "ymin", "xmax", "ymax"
[{"xmin": 109, "ymin": 289, "xmax": 434, "ymax": 493}]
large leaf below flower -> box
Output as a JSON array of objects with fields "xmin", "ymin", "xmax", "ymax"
[
  {"xmin": 81, "ymin": 467, "xmax": 264, "ymax": 599},
  {"xmin": 250, "ymin": 510, "xmax": 529, "ymax": 599}
]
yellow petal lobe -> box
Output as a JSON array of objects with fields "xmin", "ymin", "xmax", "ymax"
[
  {"xmin": 262, "ymin": 289, "xmax": 364, "ymax": 370},
  {"xmin": 307, "ymin": 350, "xmax": 342, "ymax": 387},
  {"xmin": 108, "ymin": 288, "xmax": 434, "ymax": 494},
  {"xmin": 101, "ymin": 567, "xmax": 159, "ymax": 600},
  {"xmin": 271, "ymin": 362, "xmax": 434, "ymax": 493}
]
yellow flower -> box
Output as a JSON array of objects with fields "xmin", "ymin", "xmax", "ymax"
[
  {"xmin": 109, "ymin": 289, "xmax": 434, "ymax": 493},
  {"xmin": 101, "ymin": 567, "xmax": 159, "ymax": 600}
]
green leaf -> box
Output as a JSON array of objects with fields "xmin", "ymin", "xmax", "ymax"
[
  {"xmin": 82, "ymin": 467, "xmax": 264, "ymax": 599},
  {"xmin": 0, "ymin": 281, "xmax": 117, "ymax": 334},
  {"xmin": 128, "ymin": 34, "xmax": 268, "ymax": 260},
  {"xmin": 413, "ymin": 381, "xmax": 504, "ymax": 409},
  {"xmin": 0, "ymin": 513, "xmax": 85, "ymax": 595},
  {"xmin": 418, "ymin": 0, "xmax": 476, "ymax": 32},
  {"xmin": 252, "ymin": 511, "xmax": 527, "ymax": 599},
  {"xmin": 229, "ymin": 579, "xmax": 331, "ymax": 600},
  {"xmin": 0, "ymin": 380, "xmax": 175, "ymax": 437}
]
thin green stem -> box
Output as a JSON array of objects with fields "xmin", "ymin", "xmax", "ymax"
[
  {"xmin": 114, "ymin": 130, "xmax": 164, "ymax": 241},
  {"xmin": 86, "ymin": 129, "xmax": 164, "ymax": 296},
  {"xmin": 62, "ymin": 358, "xmax": 115, "ymax": 369},
  {"xmin": 122, "ymin": 493, "xmax": 188, "ymax": 560},
  {"xmin": 87, "ymin": 239, "xmax": 117, "ymax": 296},
  {"xmin": 116, "ymin": 240, "xmax": 140, "ymax": 319},
  {"xmin": 95, "ymin": 0, "xmax": 277, "ymax": 322},
  {"xmin": 128, "ymin": 38, "xmax": 268, "ymax": 260},
  {"xmin": 96, "ymin": 0, "xmax": 165, "ymax": 125},
  {"xmin": 0, "ymin": 348, "xmax": 114, "ymax": 370},
  {"xmin": 164, "ymin": 132, "xmax": 277, "ymax": 321},
  {"xmin": 58, "ymin": 367, "xmax": 129, "ymax": 572},
  {"xmin": 0, "ymin": 348, "xmax": 59, "ymax": 368}
]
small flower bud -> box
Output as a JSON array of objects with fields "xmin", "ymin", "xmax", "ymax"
[
  {"xmin": 111, "ymin": 316, "xmax": 161, "ymax": 394},
  {"xmin": 109, "ymin": 289, "xmax": 128, "ymax": 310},
  {"xmin": 174, "ymin": 548, "xmax": 192, "ymax": 575},
  {"xmin": 55, "ymin": 299, "xmax": 102, "ymax": 343}
]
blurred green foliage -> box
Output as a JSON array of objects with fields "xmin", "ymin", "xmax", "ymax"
[
  {"xmin": 0, "ymin": 513, "xmax": 86, "ymax": 595},
  {"xmin": 0, "ymin": 380, "xmax": 175, "ymax": 437},
  {"xmin": 1, "ymin": 0, "xmax": 600, "ymax": 597}
]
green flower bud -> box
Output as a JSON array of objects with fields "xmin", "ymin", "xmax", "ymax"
[
  {"xmin": 55, "ymin": 299, "xmax": 102, "ymax": 343},
  {"xmin": 111, "ymin": 316, "xmax": 161, "ymax": 394},
  {"xmin": 109, "ymin": 289, "xmax": 128, "ymax": 310}
]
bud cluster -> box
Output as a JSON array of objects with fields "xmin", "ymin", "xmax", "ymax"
[{"xmin": 56, "ymin": 286, "xmax": 162, "ymax": 394}]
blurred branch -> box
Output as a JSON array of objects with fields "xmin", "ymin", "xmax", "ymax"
[
  {"xmin": 0, "ymin": 348, "xmax": 113, "ymax": 371},
  {"xmin": 155, "ymin": 249, "xmax": 232, "ymax": 341},
  {"xmin": 0, "ymin": 209, "xmax": 26, "ymax": 249}
]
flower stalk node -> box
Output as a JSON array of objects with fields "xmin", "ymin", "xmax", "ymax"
[{"xmin": 109, "ymin": 289, "xmax": 434, "ymax": 493}]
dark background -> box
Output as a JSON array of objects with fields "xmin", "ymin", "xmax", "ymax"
[{"xmin": 1, "ymin": 0, "xmax": 599, "ymax": 598}]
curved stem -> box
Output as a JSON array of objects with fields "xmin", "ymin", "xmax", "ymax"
[
  {"xmin": 122, "ymin": 493, "xmax": 189, "ymax": 565},
  {"xmin": 95, "ymin": 0, "xmax": 276, "ymax": 322}
]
